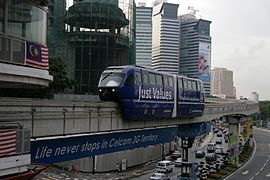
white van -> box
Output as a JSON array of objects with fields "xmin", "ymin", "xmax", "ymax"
[{"xmin": 156, "ymin": 160, "xmax": 174, "ymax": 173}]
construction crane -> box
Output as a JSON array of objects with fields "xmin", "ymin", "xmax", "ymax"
[{"xmin": 188, "ymin": 6, "xmax": 199, "ymax": 16}]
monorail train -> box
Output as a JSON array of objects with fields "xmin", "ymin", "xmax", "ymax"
[{"xmin": 98, "ymin": 65, "xmax": 205, "ymax": 120}]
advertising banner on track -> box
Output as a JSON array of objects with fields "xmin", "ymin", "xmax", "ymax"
[{"xmin": 31, "ymin": 127, "xmax": 177, "ymax": 164}]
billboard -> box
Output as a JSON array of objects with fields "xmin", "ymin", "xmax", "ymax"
[
  {"xmin": 31, "ymin": 127, "xmax": 177, "ymax": 164},
  {"xmin": 198, "ymin": 42, "xmax": 211, "ymax": 82}
]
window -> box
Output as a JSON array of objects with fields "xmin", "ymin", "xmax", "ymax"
[
  {"xmin": 7, "ymin": 0, "xmax": 47, "ymax": 44},
  {"xmin": 156, "ymin": 74, "xmax": 163, "ymax": 86},
  {"xmin": 192, "ymin": 81, "xmax": 197, "ymax": 91},
  {"xmin": 197, "ymin": 82, "xmax": 201, "ymax": 91},
  {"xmin": 178, "ymin": 78, "xmax": 183, "ymax": 89},
  {"xmin": 187, "ymin": 81, "xmax": 192, "ymax": 90},
  {"xmin": 164, "ymin": 76, "xmax": 169, "ymax": 87},
  {"xmin": 135, "ymin": 71, "xmax": 142, "ymax": 84},
  {"xmin": 183, "ymin": 79, "xmax": 188, "ymax": 89},
  {"xmin": 98, "ymin": 72, "xmax": 124, "ymax": 87},
  {"xmin": 149, "ymin": 73, "xmax": 156, "ymax": 85},
  {"xmin": 143, "ymin": 73, "xmax": 149, "ymax": 84},
  {"xmin": 125, "ymin": 73, "xmax": 135, "ymax": 86},
  {"xmin": 0, "ymin": 1, "xmax": 3, "ymax": 32},
  {"xmin": 168, "ymin": 77, "xmax": 173, "ymax": 87}
]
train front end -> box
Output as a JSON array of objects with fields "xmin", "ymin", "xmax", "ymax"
[{"xmin": 98, "ymin": 68, "xmax": 125, "ymax": 101}]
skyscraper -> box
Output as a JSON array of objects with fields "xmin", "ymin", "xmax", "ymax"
[
  {"xmin": 250, "ymin": 92, "xmax": 259, "ymax": 101},
  {"xmin": 211, "ymin": 67, "xmax": 236, "ymax": 99},
  {"xmin": 152, "ymin": 2, "xmax": 180, "ymax": 74},
  {"xmin": 179, "ymin": 14, "xmax": 212, "ymax": 95},
  {"xmin": 135, "ymin": 2, "xmax": 152, "ymax": 68}
]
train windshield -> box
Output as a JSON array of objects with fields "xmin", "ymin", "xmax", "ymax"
[{"xmin": 98, "ymin": 72, "xmax": 124, "ymax": 87}]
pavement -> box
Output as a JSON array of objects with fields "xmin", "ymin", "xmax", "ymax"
[{"xmin": 35, "ymin": 161, "xmax": 157, "ymax": 180}]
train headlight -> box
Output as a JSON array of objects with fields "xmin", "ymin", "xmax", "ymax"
[
  {"xmin": 99, "ymin": 88, "xmax": 102, "ymax": 92},
  {"xmin": 112, "ymin": 88, "xmax": 115, "ymax": 92}
]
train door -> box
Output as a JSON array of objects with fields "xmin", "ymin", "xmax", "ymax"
[
  {"xmin": 163, "ymin": 75, "xmax": 174, "ymax": 118},
  {"xmin": 123, "ymin": 70, "xmax": 136, "ymax": 99},
  {"xmin": 123, "ymin": 70, "xmax": 142, "ymax": 99},
  {"xmin": 141, "ymin": 71, "xmax": 151, "ymax": 117},
  {"xmin": 155, "ymin": 74, "xmax": 163, "ymax": 117}
]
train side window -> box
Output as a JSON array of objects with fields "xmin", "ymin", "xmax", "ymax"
[
  {"xmin": 183, "ymin": 79, "xmax": 188, "ymax": 89},
  {"xmin": 124, "ymin": 73, "xmax": 135, "ymax": 86},
  {"xmin": 156, "ymin": 74, "xmax": 163, "ymax": 86},
  {"xmin": 142, "ymin": 73, "xmax": 149, "ymax": 84},
  {"xmin": 178, "ymin": 78, "xmax": 183, "ymax": 89},
  {"xmin": 164, "ymin": 76, "xmax": 169, "ymax": 87},
  {"xmin": 135, "ymin": 72, "xmax": 142, "ymax": 85},
  {"xmin": 149, "ymin": 73, "xmax": 156, "ymax": 85},
  {"xmin": 187, "ymin": 80, "xmax": 192, "ymax": 90},
  {"xmin": 168, "ymin": 77, "xmax": 173, "ymax": 87},
  {"xmin": 197, "ymin": 82, "xmax": 201, "ymax": 91},
  {"xmin": 192, "ymin": 81, "xmax": 197, "ymax": 91}
]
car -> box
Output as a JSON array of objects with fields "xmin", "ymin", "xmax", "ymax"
[
  {"xmin": 215, "ymin": 138, "xmax": 222, "ymax": 144},
  {"xmin": 195, "ymin": 150, "xmax": 205, "ymax": 158},
  {"xmin": 217, "ymin": 132, "xmax": 222, "ymax": 137},
  {"xmin": 150, "ymin": 172, "xmax": 170, "ymax": 180},
  {"xmin": 215, "ymin": 147, "xmax": 223, "ymax": 154},
  {"xmin": 213, "ymin": 128, "xmax": 219, "ymax": 133},
  {"xmin": 207, "ymin": 143, "xmax": 216, "ymax": 153},
  {"xmin": 156, "ymin": 160, "xmax": 174, "ymax": 173},
  {"xmin": 205, "ymin": 153, "xmax": 216, "ymax": 162},
  {"xmin": 223, "ymin": 129, "xmax": 228, "ymax": 135},
  {"xmin": 172, "ymin": 150, "xmax": 181, "ymax": 159},
  {"xmin": 174, "ymin": 158, "xmax": 182, "ymax": 167}
]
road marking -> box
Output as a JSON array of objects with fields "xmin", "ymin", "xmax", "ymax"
[
  {"xmin": 242, "ymin": 170, "xmax": 249, "ymax": 175},
  {"xmin": 249, "ymin": 176, "xmax": 254, "ymax": 180},
  {"xmin": 255, "ymin": 171, "xmax": 260, "ymax": 176}
]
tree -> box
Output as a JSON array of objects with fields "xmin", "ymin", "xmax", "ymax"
[
  {"xmin": 49, "ymin": 57, "xmax": 76, "ymax": 93},
  {"xmin": 0, "ymin": 57, "xmax": 76, "ymax": 98},
  {"xmin": 259, "ymin": 101, "xmax": 270, "ymax": 120}
]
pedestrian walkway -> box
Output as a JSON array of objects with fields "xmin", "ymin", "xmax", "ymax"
[{"xmin": 34, "ymin": 161, "xmax": 157, "ymax": 180}]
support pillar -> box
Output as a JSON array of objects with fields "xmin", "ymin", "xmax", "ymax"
[{"xmin": 227, "ymin": 116, "xmax": 240, "ymax": 166}]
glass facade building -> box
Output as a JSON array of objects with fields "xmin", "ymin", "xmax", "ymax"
[
  {"xmin": 48, "ymin": 0, "xmax": 136, "ymax": 94},
  {"xmin": 0, "ymin": 0, "xmax": 52, "ymax": 89},
  {"xmin": 0, "ymin": 0, "xmax": 48, "ymax": 65},
  {"xmin": 152, "ymin": 2, "xmax": 179, "ymax": 74},
  {"xmin": 135, "ymin": 3, "xmax": 152, "ymax": 68},
  {"xmin": 179, "ymin": 14, "xmax": 212, "ymax": 95}
]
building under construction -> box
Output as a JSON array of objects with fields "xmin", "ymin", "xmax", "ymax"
[{"xmin": 48, "ymin": 0, "xmax": 135, "ymax": 94}]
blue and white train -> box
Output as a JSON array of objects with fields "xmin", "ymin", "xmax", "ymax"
[{"xmin": 98, "ymin": 65, "xmax": 205, "ymax": 120}]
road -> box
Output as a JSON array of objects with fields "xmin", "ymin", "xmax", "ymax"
[{"xmin": 226, "ymin": 127, "xmax": 270, "ymax": 180}]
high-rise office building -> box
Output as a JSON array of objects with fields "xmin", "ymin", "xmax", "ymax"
[
  {"xmin": 250, "ymin": 92, "xmax": 259, "ymax": 101},
  {"xmin": 152, "ymin": 2, "xmax": 180, "ymax": 74},
  {"xmin": 179, "ymin": 14, "xmax": 212, "ymax": 95},
  {"xmin": 211, "ymin": 67, "xmax": 236, "ymax": 99},
  {"xmin": 135, "ymin": 2, "xmax": 152, "ymax": 68}
]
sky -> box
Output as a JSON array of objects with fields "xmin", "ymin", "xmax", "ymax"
[{"xmin": 136, "ymin": 0, "xmax": 270, "ymax": 100}]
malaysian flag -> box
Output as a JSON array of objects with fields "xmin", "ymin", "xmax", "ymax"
[
  {"xmin": 0, "ymin": 129, "xmax": 16, "ymax": 157},
  {"xmin": 25, "ymin": 41, "xmax": 49, "ymax": 70}
]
